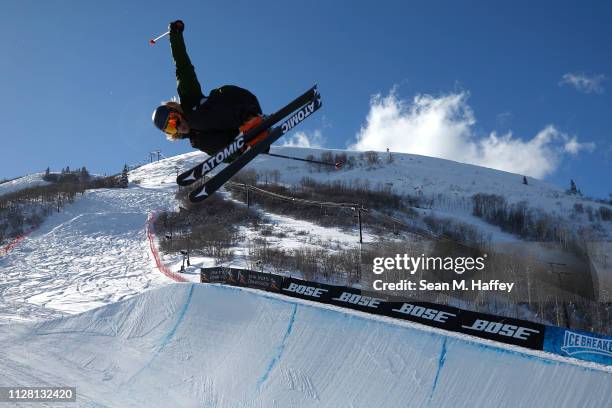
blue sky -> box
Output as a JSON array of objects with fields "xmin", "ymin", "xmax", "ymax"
[{"xmin": 1, "ymin": 0, "xmax": 610, "ymax": 197}]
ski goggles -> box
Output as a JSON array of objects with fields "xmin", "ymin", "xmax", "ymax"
[{"xmin": 163, "ymin": 111, "xmax": 182, "ymax": 135}]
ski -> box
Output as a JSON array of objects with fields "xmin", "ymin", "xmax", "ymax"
[
  {"xmin": 189, "ymin": 90, "xmax": 322, "ymax": 203},
  {"xmin": 176, "ymin": 85, "xmax": 320, "ymax": 187}
]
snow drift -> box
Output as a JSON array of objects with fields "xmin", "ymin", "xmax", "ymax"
[{"xmin": 0, "ymin": 283, "xmax": 609, "ymax": 407}]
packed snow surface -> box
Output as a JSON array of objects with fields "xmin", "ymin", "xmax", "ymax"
[
  {"xmin": 0, "ymin": 283, "xmax": 609, "ymax": 407},
  {"xmin": 0, "ymin": 184, "xmax": 176, "ymax": 322}
]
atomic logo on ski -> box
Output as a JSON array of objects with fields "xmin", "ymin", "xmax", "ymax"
[
  {"xmin": 201, "ymin": 135, "xmax": 245, "ymax": 172},
  {"xmin": 177, "ymin": 135, "xmax": 245, "ymax": 186},
  {"xmin": 281, "ymin": 102, "xmax": 316, "ymax": 133}
]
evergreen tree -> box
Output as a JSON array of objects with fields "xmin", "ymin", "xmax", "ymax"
[
  {"xmin": 523, "ymin": 176, "xmax": 528, "ymax": 185},
  {"xmin": 80, "ymin": 166, "xmax": 90, "ymax": 180},
  {"xmin": 43, "ymin": 167, "xmax": 52, "ymax": 182},
  {"xmin": 120, "ymin": 164, "xmax": 129, "ymax": 188},
  {"xmin": 570, "ymin": 179, "xmax": 577, "ymax": 194}
]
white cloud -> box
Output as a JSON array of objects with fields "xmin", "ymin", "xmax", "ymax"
[
  {"xmin": 350, "ymin": 89, "xmax": 595, "ymax": 178},
  {"xmin": 279, "ymin": 130, "xmax": 324, "ymax": 148},
  {"xmin": 560, "ymin": 73, "xmax": 606, "ymax": 94},
  {"xmin": 564, "ymin": 136, "xmax": 595, "ymax": 154}
]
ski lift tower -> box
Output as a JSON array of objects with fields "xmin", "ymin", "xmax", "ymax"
[{"xmin": 150, "ymin": 150, "xmax": 162, "ymax": 163}]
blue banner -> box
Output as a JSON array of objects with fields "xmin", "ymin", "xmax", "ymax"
[{"xmin": 544, "ymin": 326, "xmax": 612, "ymax": 366}]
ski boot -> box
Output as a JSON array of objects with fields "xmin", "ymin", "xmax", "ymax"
[
  {"xmin": 239, "ymin": 115, "xmax": 270, "ymax": 151},
  {"xmin": 224, "ymin": 115, "xmax": 270, "ymax": 163}
]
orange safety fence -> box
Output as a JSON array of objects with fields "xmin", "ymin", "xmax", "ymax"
[
  {"xmin": 146, "ymin": 212, "xmax": 188, "ymax": 282},
  {"xmin": 0, "ymin": 229, "xmax": 33, "ymax": 257}
]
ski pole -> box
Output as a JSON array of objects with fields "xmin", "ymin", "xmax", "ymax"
[
  {"xmin": 149, "ymin": 31, "xmax": 170, "ymax": 45},
  {"xmin": 264, "ymin": 152, "xmax": 342, "ymax": 169}
]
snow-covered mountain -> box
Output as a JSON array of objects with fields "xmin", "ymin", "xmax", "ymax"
[
  {"xmin": 131, "ymin": 147, "xmax": 612, "ymax": 242},
  {"xmin": 2, "ymin": 146, "xmax": 611, "ymax": 322},
  {"xmin": 0, "ymin": 172, "xmax": 50, "ymax": 196},
  {"xmin": 1, "ymin": 147, "xmax": 610, "ymax": 406}
]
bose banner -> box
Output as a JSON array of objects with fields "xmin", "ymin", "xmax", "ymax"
[
  {"xmin": 200, "ymin": 268, "xmax": 548, "ymax": 351},
  {"xmin": 280, "ymin": 276, "xmax": 545, "ymax": 349},
  {"xmin": 201, "ymin": 267, "xmax": 612, "ymax": 365}
]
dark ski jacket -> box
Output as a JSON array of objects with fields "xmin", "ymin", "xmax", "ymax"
[{"xmin": 170, "ymin": 32, "xmax": 262, "ymax": 155}]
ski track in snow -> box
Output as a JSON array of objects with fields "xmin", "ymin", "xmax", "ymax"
[{"xmin": 0, "ymin": 185, "xmax": 176, "ymax": 323}]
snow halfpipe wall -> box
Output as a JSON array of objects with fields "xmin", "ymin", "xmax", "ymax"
[{"xmin": 0, "ymin": 283, "xmax": 610, "ymax": 407}]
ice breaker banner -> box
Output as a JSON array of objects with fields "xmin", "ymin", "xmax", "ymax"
[{"xmin": 544, "ymin": 326, "xmax": 612, "ymax": 366}]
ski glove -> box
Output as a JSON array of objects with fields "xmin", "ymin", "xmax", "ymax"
[{"xmin": 169, "ymin": 20, "xmax": 184, "ymax": 34}]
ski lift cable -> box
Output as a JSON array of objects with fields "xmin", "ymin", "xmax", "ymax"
[
  {"xmin": 226, "ymin": 181, "xmax": 481, "ymax": 249},
  {"xmin": 215, "ymin": 179, "xmax": 579, "ymax": 265},
  {"xmin": 230, "ymin": 182, "xmax": 360, "ymax": 209}
]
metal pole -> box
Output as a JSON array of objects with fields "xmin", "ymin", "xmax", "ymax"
[
  {"xmin": 357, "ymin": 241, "xmax": 363, "ymax": 284},
  {"xmin": 358, "ymin": 209, "xmax": 363, "ymax": 244},
  {"xmin": 187, "ymin": 238, "xmax": 191, "ymax": 266},
  {"xmin": 246, "ymin": 188, "xmax": 251, "ymax": 207}
]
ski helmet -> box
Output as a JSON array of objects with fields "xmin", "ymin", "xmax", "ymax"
[{"xmin": 152, "ymin": 105, "xmax": 181, "ymax": 133}]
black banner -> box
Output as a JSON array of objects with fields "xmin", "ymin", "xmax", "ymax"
[
  {"xmin": 201, "ymin": 267, "xmax": 284, "ymax": 293},
  {"xmin": 201, "ymin": 268, "xmax": 545, "ymax": 350},
  {"xmin": 455, "ymin": 308, "xmax": 544, "ymax": 348},
  {"xmin": 200, "ymin": 267, "xmax": 232, "ymax": 284},
  {"xmin": 238, "ymin": 269, "xmax": 283, "ymax": 292}
]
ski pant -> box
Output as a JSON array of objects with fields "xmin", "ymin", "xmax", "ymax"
[{"xmin": 185, "ymin": 85, "xmax": 262, "ymax": 155}]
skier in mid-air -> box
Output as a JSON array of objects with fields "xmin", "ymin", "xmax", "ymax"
[
  {"xmin": 152, "ymin": 20, "xmax": 323, "ymax": 202},
  {"xmin": 152, "ymin": 20, "xmax": 268, "ymax": 158}
]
